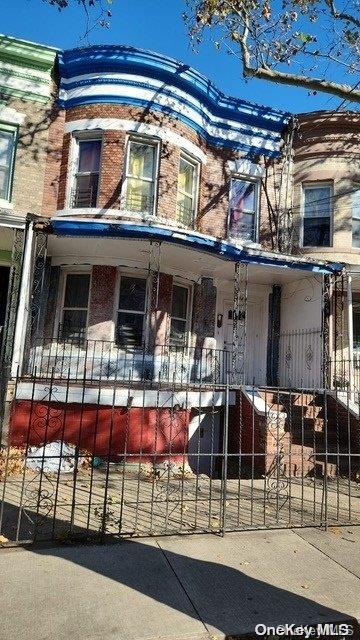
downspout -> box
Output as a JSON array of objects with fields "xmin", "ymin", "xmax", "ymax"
[
  {"xmin": 347, "ymin": 272, "xmax": 354, "ymax": 392},
  {"xmin": 11, "ymin": 217, "xmax": 34, "ymax": 378}
]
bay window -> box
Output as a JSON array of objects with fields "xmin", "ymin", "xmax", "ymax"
[
  {"xmin": 60, "ymin": 273, "xmax": 90, "ymax": 341},
  {"xmin": 169, "ymin": 285, "xmax": 189, "ymax": 347},
  {"xmin": 72, "ymin": 138, "xmax": 101, "ymax": 208},
  {"xmin": 302, "ymin": 183, "xmax": 332, "ymax": 247},
  {"xmin": 0, "ymin": 128, "xmax": 16, "ymax": 202},
  {"xmin": 228, "ymin": 178, "xmax": 259, "ymax": 242},
  {"xmin": 123, "ymin": 139, "xmax": 157, "ymax": 214},
  {"xmin": 117, "ymin": 276, "xmax": 147, "ymax": 346},
  {"xmin": 176, "ymin": 154, "xmax": 198, "ymax": 227}
]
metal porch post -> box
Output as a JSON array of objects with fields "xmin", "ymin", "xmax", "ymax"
[
  {"xmin": 232, "ymin": 262, "xmax": 248, "ymax": 386},
  {"xmin": 322, "ymin": 274, "xmax": 332, "ymax": 390},
  {"xmin": 347, "ymin": 272, "xmax": 354, "ymax": 392}
]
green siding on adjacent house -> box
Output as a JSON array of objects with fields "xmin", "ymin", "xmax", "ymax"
[{"xmin": 0, "ymin": 34, "xmax": 57, "ymax": 103}]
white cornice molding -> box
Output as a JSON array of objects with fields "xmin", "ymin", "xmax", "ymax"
[{"xmin": 0, "ymin": 105, "xmax": 25, "ymax": 125}]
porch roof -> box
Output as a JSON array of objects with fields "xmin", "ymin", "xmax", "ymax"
[{"xmin": 51, "ymin": 219, "xmax": 343, "ymax": 276}]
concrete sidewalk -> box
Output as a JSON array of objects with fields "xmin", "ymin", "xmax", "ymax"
[{"xmin": 0, "ymin": 527, "xmax": 359, "ymax": 640}]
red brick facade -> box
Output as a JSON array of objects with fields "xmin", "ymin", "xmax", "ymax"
[
  {"xmin": 88, "ymin": 266, "xmax": 118, "ymax": 341},
  {"xmin": 42, "ymin": 103, "xmax": 277, "ymax": 242}
]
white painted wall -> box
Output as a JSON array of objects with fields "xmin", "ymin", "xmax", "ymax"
[
  {"xmin": 281, "ymin": 277, "xmax": 322, "ymax": 331},
  {"xmin": 279, "ymin": 276, "xmax": 323, "ymax": 388}
]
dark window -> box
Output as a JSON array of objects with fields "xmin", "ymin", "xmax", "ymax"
[
  {"xmin": 353, "ymin": 299, "xmax": 360, "ymax": 350},
  {"xmin": 0, "ymin": 129, "xmax": 16, "ymax": 201},
  {"xmin": 73, "ymin": 139, "xmax": 101, "ymax": 208},
  {"xmin": 116, "ymin": 276, "xmax": 147, "ymax": 346},
  {"xmin": 228, "ymin": 178, "xmax": 258, "ymax": 242},
  {"xmin": 170, "ymin": 285, "xmax": 189, "ymax": 347},
  {"xmin": 303, "ymin": 184, "xmax": 332, "ymax": 247},
  {"xmin": 61, "ymin": 273, "xmax": 90, "ymax": 341}
]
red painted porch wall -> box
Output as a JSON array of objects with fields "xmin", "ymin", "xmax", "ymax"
[{"xmin": 10, "ymin": 401, "xmax": 190, "ymax": 463}]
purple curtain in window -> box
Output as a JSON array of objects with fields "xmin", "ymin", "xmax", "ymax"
[{"xmin": 78, "ymin": 140, "xmax": 101, "ymax": 173}]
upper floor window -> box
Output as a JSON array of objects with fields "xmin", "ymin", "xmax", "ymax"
[
  {"xmin": 302, "ymin": 183, "xmax": 332, "ymax": 247},
  {"xmin": 72, "ymin": 138, "xmax": 101, "ymax": 208},
  {"xmin": 123, "ymin": 139, "xmax": 158, "ymax": 215},
  {"xmin": 169, "ymin": 284, "xmax": 189, "ymax": 347},
  {"xmin": 228, "ymin": 178, "xmax": 259, "ymax": 242},
  {"xmin": 352, "ymin": 189, "xmax": 360, "ymax": 248},
  {"xmin": 60, "ymin": 272, "xmax": 90, "ymax": 342},
  {"xmin": 117, "ymin": 276, "xmax": 147, "ymax": 347},
  {"xmin": 0, "ymin": 128, "xmax": 16, "ymax": 202},
  {"xmin": 176, "ymin": 154, "xmax": 198, "ymax": 227}
]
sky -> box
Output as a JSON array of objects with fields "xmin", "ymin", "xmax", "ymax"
[{"xmin": 0, "ymin": 0, "xmax": 349, "ymax": 114}]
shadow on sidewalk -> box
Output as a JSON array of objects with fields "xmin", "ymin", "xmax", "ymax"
[{"xmin": 1, "ymin": 501, "xmax": 359, "ymax": 639}]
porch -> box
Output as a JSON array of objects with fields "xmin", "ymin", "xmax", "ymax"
[{"xmin": 11, "ymin": 220, "xmax": 336, "ymax": 391}]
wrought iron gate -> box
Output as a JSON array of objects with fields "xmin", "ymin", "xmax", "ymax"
[{"xmin": 1, "ymin": 344, "xmax": 360, "ymax": 545}]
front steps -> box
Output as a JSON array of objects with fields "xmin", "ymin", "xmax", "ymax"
[{"xmin": 259, "ymin": 389, "xmax": 359, "ymax": 478}]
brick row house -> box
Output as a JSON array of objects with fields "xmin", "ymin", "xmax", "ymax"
[
  {"xmin": 0, "ymin": 35, "xmax": 57, "ymax": 420},
  {"xmin": 1, "ymin": 38, "xmax": 357, "ymax": 481}
]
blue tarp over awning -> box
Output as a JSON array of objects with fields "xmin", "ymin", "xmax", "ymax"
[{"xmin": 51, "ymin": 220, "xmax": 344, "ymax": 276}]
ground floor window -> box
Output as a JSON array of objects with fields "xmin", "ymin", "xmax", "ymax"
[
  {"xmin": 169, "ymin": 284, "xmax": 189, "ymax": 347},
  {"xmin": 353, "ymin": 296, "xmax": 360, "ymax": 350},
  {"xmin": 116, "ymin": 276, "xmax": 147, "ymax": 346},
  {"xmin": 60, "ymin": 273, "xmax": 90, "ymax": 341}
]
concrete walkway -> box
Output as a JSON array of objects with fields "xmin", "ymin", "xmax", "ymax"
[{"xmin": 1, "ymin": 527, "xmax": 360, "ymax": 640}]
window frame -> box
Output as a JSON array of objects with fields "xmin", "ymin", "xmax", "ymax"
[
  {"xmin": 115, "ymin": 273, "xmax": 149, "ymax": 348},
  {"xmin": 301, "ymin": 181, "xmax": 333, "ymax": 248},
  {"xmin": 56, "ymin": 268, "xmax": 91, "ymax": 341},
  {"xmin": 176, "ymin": 151, "xmax": 200, "ymax": 228},
  {"xmin": 68, "ymin": 133, "xmax": 103, "ymax": 209},
  {"xmin": 228, "ymin": 175, "xmax": 260, "ymax": 243},
  {"xmin": 352, "ymin": 187, "xmax": 360, "ymax": 248},
  {"xmin": 121, "ymin": 135, "xmax": 160, "ymax": 217},
  {"xmin": 0, "ymin": 125, "xmax": 17, "ymax": 204},
  {"xmin": 169, "ymin": 282, "xmax": 192, "ymax": 349}
]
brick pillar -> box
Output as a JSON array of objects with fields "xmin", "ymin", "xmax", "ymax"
[
  {"xmin": 87, "ymin": 266, "xmax": 117, "ymax": 341},
  {"xmin": 149, "ymin": 272, "xmax": 173, "ymax": 348},
  {"xmin": 57, "ymin": 133, "xmax": 71, "ymax": 210},
  {"xmin": 97, "ymin": 130, "xmax": 126, "ymax": 210},
  {"xmin": 192, "ymin": 277, "xmax": 217, "ymax": 349},
  {"xmin": 157, "ymin": 143, "xmax": 180, "ymax": 222},
  {"xmin": 41, "ymin": 106, "xmax": 66, "ymax": 217}
]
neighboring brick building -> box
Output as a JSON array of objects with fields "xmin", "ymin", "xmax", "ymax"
[
  {"xmin": 291, "ymin": 112, "xmax": 360, "ymax": 376},
  {"xmin": 0, "ymin": 35, "xmax": 57, "ymax": 379}
]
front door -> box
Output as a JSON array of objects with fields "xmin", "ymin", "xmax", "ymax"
[{"xmin": 222, "ymin": 298, "xmax": 263, "ymax": 385}]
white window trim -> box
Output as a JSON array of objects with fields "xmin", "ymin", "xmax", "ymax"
[
  {"xmin": 55, "ymin": 268, "xmax": 92, "ymax": 340},
  {"xmin": 177, "ymin": 151, "xmax": 200, "ymax": 228},
  {"xmin": 301, "ymin": 181, "xmax": 333, "ymax": 249},
  {"xmin": 0, "ymin": 126, "xmax": 17, "ymax": 204},
  {"xmin": 115, "ymin": 271, "xmax": 149, "ymax": 348},
  {"xmin": 121, "ymin": 135, "xmax": 160, "ymax": 217},
  {"xmin": 228, "ymin": 175, "xmax": 260, "ymax": 244},
  {"xmin": 169, "ymin": 281, "xmax": 193, "ymax": 349},
  {"xmin": 66, "ymin": 132, "xmax": 103, "ymax": 209}
]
